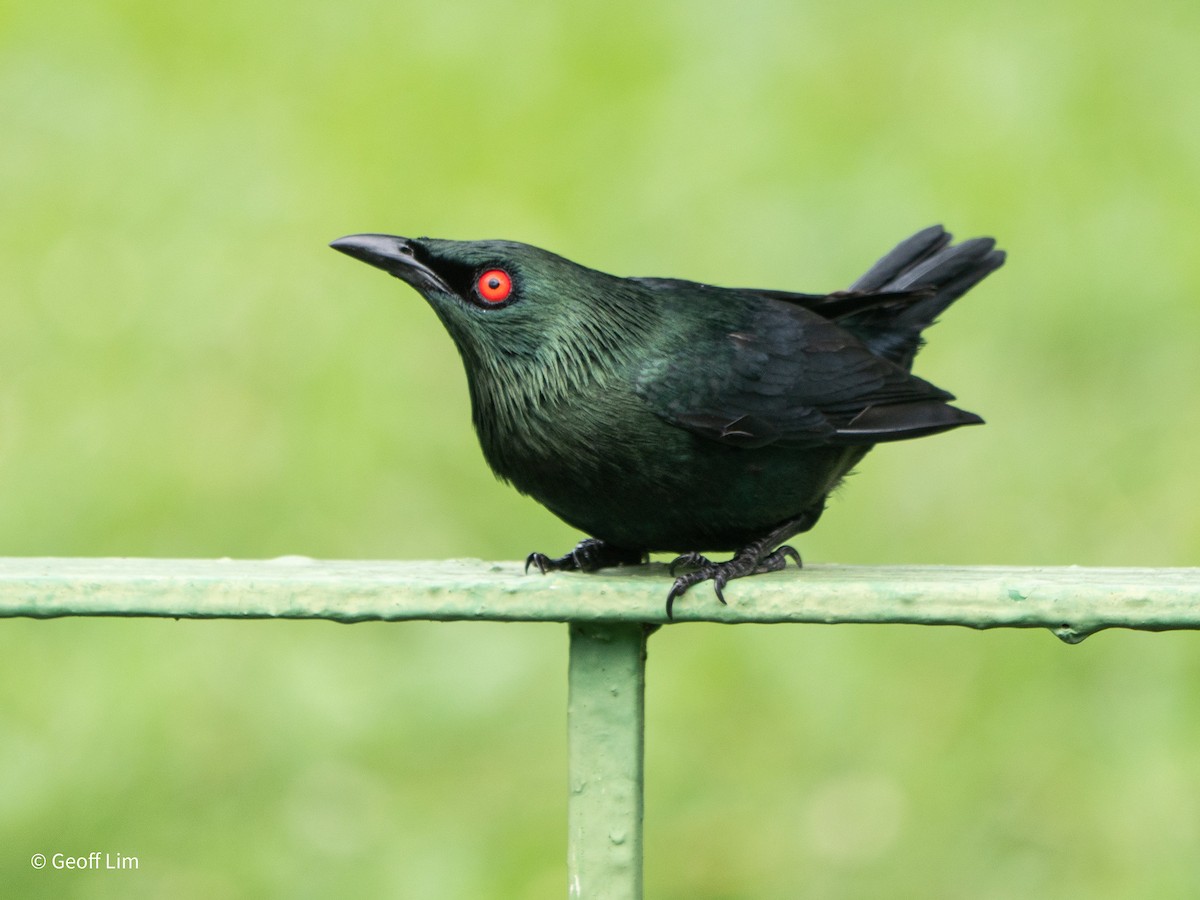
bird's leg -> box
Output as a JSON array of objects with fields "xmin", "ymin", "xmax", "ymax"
[
  {"xmin": 665, "ymin": 508, "xmax": 823, "ymax": 619},
  {"xmin": 526, "ymin": 538, "xmax": 648, "ymax": 575}
]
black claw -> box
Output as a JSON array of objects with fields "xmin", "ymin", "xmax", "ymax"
[
  {"xmin": 712, "ymin": 575, "xmax": 727, "ymax": 605},
  {"xmin": 753, "ymin": 545, "xmax": 802, "ymax": 575},
  {"xmin": 525, "ymin": 552, "xmax": 549, "ymax": 575},
  {"xmin": 666, "ymin": 582, "xmax": 685, "ymax": 620},
  {"xmin": 663, "ymin": 562, "xmax": 726, "ymax": 617}
]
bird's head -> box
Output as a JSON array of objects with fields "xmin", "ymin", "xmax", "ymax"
[{"xmin": 329, "ymin": 233, "xmax": 644, "ymax": 367}]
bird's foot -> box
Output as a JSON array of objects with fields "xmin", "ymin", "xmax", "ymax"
[
  {"xmin": 525, "ymin": 539, "xmax": 647, "ymax": 575},
  {"xmin": 665, "ymin": 544, "xmax": 802, "ymax": 619},
  {"xmin": 668, "ymin": 551, "xmax": 713, "ymax": 576}
]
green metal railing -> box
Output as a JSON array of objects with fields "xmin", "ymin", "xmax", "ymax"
[{"xmin": 3, "ymin": 557, "xmax": 1199, "ymax": 898}]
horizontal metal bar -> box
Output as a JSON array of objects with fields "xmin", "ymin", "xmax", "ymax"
[{"xmin": 0, "ymin": 557, "xmax": 1197, "ymax": 640}]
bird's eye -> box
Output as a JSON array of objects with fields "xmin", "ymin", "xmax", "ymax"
[{"xmin": 476, "ymin": 269, "xmax": 513, "ymax": 305}]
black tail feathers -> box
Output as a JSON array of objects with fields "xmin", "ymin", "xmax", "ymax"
[{"xmin": 844, "ymin": 225, "xmax": 1004, "ymax": 369}]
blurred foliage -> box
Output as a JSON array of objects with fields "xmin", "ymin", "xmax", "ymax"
[{"xmin": 1, "ymin": 0, "xmax": 1198, "ymax": 897}]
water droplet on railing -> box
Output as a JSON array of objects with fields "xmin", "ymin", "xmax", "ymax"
[{"xmin": 1052, "ymin": 623, "xmax": 1092, "ymax": 645}]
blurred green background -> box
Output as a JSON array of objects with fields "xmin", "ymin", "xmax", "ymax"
[{"xmin": 2, "ymin": 0, "xmax": 1199, "ymax": 897}]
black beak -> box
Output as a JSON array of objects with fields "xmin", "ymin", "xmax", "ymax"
[{"xmin": 329, "ymin": 233, "xmax": 453, "ymax": 295}]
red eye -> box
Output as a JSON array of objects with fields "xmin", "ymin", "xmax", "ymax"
[{"xmin": 476, "ymin": 269, "xmax": 512, "ymax": 304}]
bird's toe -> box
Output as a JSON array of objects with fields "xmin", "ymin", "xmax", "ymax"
[{"xmin": 668, "ymin": 551, "xmax": 712, "ymax": 576}]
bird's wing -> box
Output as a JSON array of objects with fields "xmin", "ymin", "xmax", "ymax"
[
  {"xmin": 633, "ymin": 299, "xmax": 980, "ymax": 448},
  {"xmin": 631, "ymin": 276, "xmax": 929, "ymax": 323}
]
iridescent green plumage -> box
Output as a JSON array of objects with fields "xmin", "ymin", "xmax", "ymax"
[{"xmin": 331, "ymin": 226, "xmax": 1004, "ymax": 615}]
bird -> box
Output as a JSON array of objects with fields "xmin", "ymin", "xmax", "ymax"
[{"xmin": 330, "ymin": 225, "xmax": 1004, "ymax": 618}]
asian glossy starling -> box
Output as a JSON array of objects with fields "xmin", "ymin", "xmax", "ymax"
[{"xmin": 331, "ymin": 225, "xmax": 1004, "ymax": 617}]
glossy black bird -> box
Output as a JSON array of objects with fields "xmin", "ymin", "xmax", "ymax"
[{"xmin": 331, "ymin": 225, "xmax": 1004, "ymax": 617}]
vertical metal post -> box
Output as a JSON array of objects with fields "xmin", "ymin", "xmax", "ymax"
[{"xmin": 567, "ymin": 622, "xmax": 648, "ymax": 900}]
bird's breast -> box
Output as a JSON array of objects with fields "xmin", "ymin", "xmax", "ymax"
[{"xmin": 470, "ymin": 375, "xmax": 867, "ymax": 551}]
